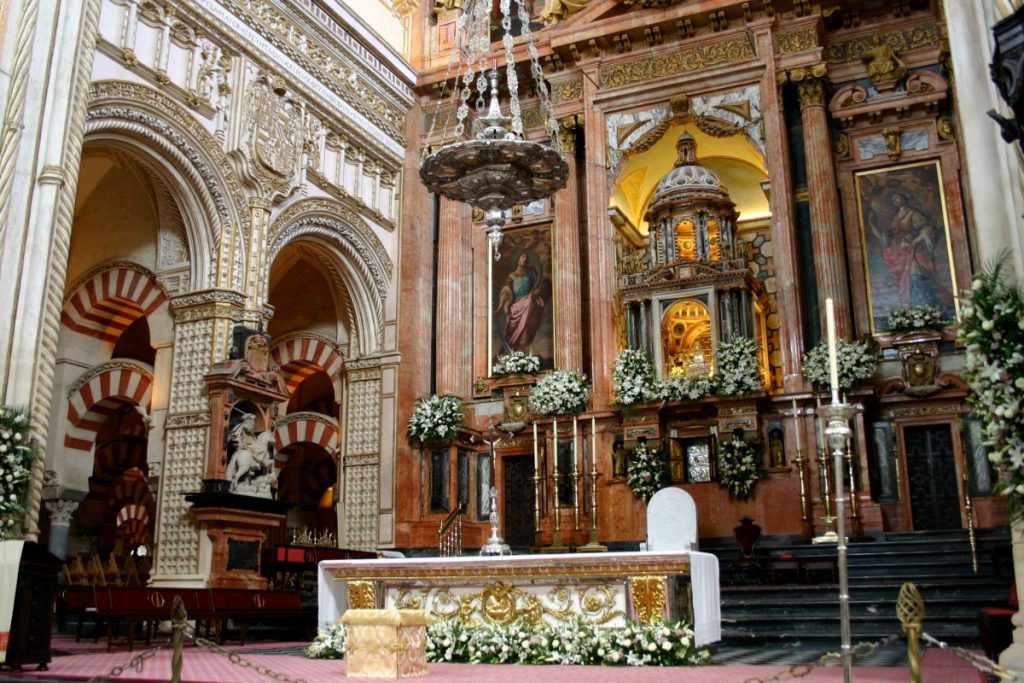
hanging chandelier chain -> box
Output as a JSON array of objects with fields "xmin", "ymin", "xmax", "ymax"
[
  {"xmin": 500, "ymin": 0, "xmax": 522, "ymax": 137},
  {"xmin": 421, "ymin": 13, "xmax": 464, "ymax": 162},
  {"xmin": 515, "ymin": 0, "xmax": 561, "ymax": 151}
]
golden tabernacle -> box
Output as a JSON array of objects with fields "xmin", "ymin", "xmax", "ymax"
[
  {"xmin": 340, "ymin": 609, "xmax": 431, "ymax": 679},
  {"xmin": 319, "ymin": 551, "xmax": 720, "ymax": 646}
]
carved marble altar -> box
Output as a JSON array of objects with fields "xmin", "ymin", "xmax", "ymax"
[{"xmin": 318, "ymin": 551, "xmax": 721, "ymax": 646}]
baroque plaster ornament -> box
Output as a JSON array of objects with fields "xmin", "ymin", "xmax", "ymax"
[{"xmin": 240, "ymin": 73, "xmax": 312, "ymax": 200}]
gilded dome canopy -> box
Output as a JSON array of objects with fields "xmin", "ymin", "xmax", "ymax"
[{"xmin": 648, "ymin": 133, "xmax": 730, "ymax": 206}]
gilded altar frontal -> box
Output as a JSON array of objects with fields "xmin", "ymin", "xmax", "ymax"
[{"xmin": 1, "ymin": 0, "xmax": 1022, "ymax": 588}]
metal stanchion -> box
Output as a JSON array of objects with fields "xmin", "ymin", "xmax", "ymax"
[
  {"xmin": 897, "ymin": 582, "xmax": 925, "ymax": 683},
  {"xmin": 823, "ymin": 401, "xmax": 857, "ymax": 683}
]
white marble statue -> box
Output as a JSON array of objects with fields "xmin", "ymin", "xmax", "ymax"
[{"xmin": 226, "ymin": 414, "xmax": 279, "ymax": 498}]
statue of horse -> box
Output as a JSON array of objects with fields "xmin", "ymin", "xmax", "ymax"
[{"xmin": 226, "ymin": 427, "xmax": 275, "ymax": 492}]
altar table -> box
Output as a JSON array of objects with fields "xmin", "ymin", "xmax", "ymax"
[{"xmin": 318, "ymin": 551, "xmax": 720, "ymax": 646}]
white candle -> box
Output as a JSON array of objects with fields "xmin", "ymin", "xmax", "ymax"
[
  {"xmin": 533, "ymin": 421, "xmax": 539, "ymax": 470},
  {"xmin": 791, "ymin": 398, "xmax": 802, "ymax": 454},
  {"xmin": 573, "ymin": 416, "xmax": 579, "ymax": 473},
  {"xmin": 825, "ymin": 298, "xmax": 840, "ymax": 405},
  {"xmin": 591, "ymin": 416, "xmax": 598, "ymax": 468}
]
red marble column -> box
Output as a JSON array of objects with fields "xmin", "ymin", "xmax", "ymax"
[
  {"xmin": 580, "ymin": 62, "xmax": 616, "ymax": 409},
  {"xmin": 794, "ymin": 64, "xmax": 852, "ymax": 339},
  {"xmin": 554, "ymin": 120, "xmax": 583, "ymax": 372},
  {"xmin": 435, "ymin": 197, "xmax": 471, "ymax": 396}
]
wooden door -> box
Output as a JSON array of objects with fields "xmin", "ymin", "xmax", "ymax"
[
  {"xmin": 903, "ymin": 424, "xmax": 962, "ymax": 530},
  {"xmin": 502, "ymin": 455, "xmax": 536, "ymax": 548}
]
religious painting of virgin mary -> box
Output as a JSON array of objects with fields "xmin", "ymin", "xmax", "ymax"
[
  {"xmin": 489, "ymin": 225, "xmax": 555, "ymax": 373},
  {"xmin": 855, "ymin": 160, "xmax": 958, "ymax": 334}
]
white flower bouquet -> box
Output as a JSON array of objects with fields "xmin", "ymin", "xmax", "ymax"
[
  {"xmin": 887, "ymin": 304, "xmax": 950, "ymax": 333},
  {"xmin": 717, "ymin": 437, "xmax": 760, "ymax": 500},
  {"xmin": 406, "ymin": 394, "xmax": 464, "ymax": 445},
  {"xmin": 801, "ymin": 339, "xmax": 878, "ymax": 393},
  {"xmin": 308, "ymin": 616, "xmax": 712, "ymax": 667},
  {"xmin": 492, "ymin": 351, "xmax": 541, "ymax": 376},
  {"xmin": 626, "ymin": 441, "xmax": 667, "ymax": 502},
  {"xmin": 0, "ymin": 406, "xmax": 36, "ymax": 540},
  {"xmin": 656, "ymin": 375, "xmax": 714, "ymax": 402},
  {"xmin": 713, "ymin": 336, "xmax": 763, "ymax": 397},
  {"xmin": 529, "ymin": 370, "xmax": 590, "ymax": 416},
  {"xmin": 612, "ymin": 349, "xmax": 658, "ymax": 406},
  {"xmin": 959, "ymin": 256, "xmax": 1024, "ymax": 520}
]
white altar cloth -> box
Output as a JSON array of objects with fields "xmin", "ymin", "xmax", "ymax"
[{"xmin": 318, "ymin": 550, "xmax": 720, "ymax": 646}]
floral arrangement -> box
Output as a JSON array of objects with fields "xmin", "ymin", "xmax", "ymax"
[
  {"xmin": 656, "ymin": 375, "xmax": 714, "ymax": 402},
  {"xmin": 406, "ymin": 394, "xmax": 464, "ymax": 445},
  {"xmin": 529, "ymin": 370, "xmax": 590, "ymax": 416},
  {"xmin": 717, "ymin": 437, "xmax": 760, "ymax": 500},
  {"xmin": 801, "ymin": 339, "xmax": 878, "ymax": 393},
  {"xmin": 492, "ymin": 351, "xmax": 541, "ymax": 376},
  {"xmin": 959, "ymin": 256, "xmax": 1024, "ymax": 520},
  {"xmin": 713, "ymin": 336, "xmax": 763, "ymax": 397},
  {"xmin": 308, "ymin": 617, "xmax": 712, "ymax": 667},
  {"xmin": 306, "ymin": 620, "xmax": 347, "ymax": 659},
  {"xmin": 612, "ymin": 349, "xmax": 658, "ymax": 406},
  {"xmin": 626, "ymin": 441, "xmax": 667, "ymax": 502},
  {"xmin": 0, "ymin": 406, "xmax": 36, "ymax": 540},
  {"xmin": 887, "ymin": 304, "xmax": 951, "ymax": 333}
]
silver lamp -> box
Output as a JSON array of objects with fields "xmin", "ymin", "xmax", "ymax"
[{"xmin": 419, "ymin": 0, "xmax": 568, "ymax": 259}]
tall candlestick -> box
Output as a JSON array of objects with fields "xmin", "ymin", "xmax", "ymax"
[
  {"xmin": 591, "ymin": 416, "xmax": 597, "ymax": 468},
  {"xmin": 573, "ymin": 416, "xmax": 580, "ymax": 476},
  {"xmin": 533, "ymin": 422, "xmax": 539, "ymax": 470},
  {"xmin": 825, "ymin": 298, "xmax": 841, "ymax": 405},
  {"xmin": 791, "ymin": 398, "xmax": 802, "ymax": 453}
]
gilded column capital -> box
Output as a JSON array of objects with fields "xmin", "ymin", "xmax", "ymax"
[
  {"xmin": 558, "ymin": 115, "xmax": 582, "ymax": 155},
  {"xmin": 791, "ymin": 64, "xmax": 829, "ymax": 108}
]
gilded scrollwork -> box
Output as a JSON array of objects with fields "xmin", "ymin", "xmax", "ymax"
[
  {"xmin": 775, "ymin": 27, "xmax": 817, "ymax": 55},
  {"xmin": 628, "ymin": 575, "xmax": 667, "ymax": 623},
  {"xmin": 600, "ymin": 38, "xmax": 756, "ymax": 89},
  {"xmin": 392, "ymin": 581, "xmax": 624, "ymax": 627},
  {"xmin": 825, "ymin": 24, "xmax": 940, "ymax": 66}
]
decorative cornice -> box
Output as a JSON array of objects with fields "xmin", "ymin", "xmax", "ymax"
[
  {"xmin": 169, "ymin": 288, "xmax": 246, "ymax": 323},
  {"xmin": 775, "ymin": 27, "xmax": 818, "ymax": 56},
  {"xmin": 600, "ymin": 38, "xmax": 756, "ymax": 89}
]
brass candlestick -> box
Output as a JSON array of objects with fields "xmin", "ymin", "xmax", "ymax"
[
  {"xmin": 532, "ymin": 471, "xmax": 543, "ymax": 547},
  {"xmin": 813, "ymin": 397, "xmax": 838, "ymax": 544},
  {"xmin": 572, "ymin": 467, "xmax": 582, "ymax": 536},
  {"xmin": 543, "ymin": 421, "xmax": 568, "ymax": 553},
  {"xmin": 578, "ymin": 468, "xmax": 607, "ymax": 552},
  {"xmin": 791, "ymin": 403, "xmax": 812, "ymax": 539}
]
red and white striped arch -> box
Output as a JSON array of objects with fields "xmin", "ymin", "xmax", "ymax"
[
  {"xmin": 271, "ymin": 335, "xmax": 343, "ymax": 396},
  {"xmin": 61, "ymin": 265, "xmax": 167, "ymax": 343},
  {"xmin": 274, "ymin": 414, "xmax": 339, "ymax": 453},
  {"xmin": 64, "ymin": 362, "xmax": 153, "ymax": 456},
  {"xmin": 115, "ymin": 503, "xmax": 151, "ymax": 546}
]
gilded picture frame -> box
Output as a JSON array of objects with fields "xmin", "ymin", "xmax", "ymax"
[
  {"xmin": 855, "ymin": 160, "xmax": 958, "ymax": 335},
  {"xmin": 488, "ymin": 225, "xmax": 556, "ymax": 374}
]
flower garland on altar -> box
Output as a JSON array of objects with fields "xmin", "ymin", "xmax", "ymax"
[
  {"xmin": 657, "ymin": 374, "xmax": 714, "ymax": 402},
  {"xmin": 307, "ymin": 617, "xmax": 712, "ymax": 667},
  {"xmin": 406, "ymin": 394, "xmax": 464, "ymax": 445},
  {"xmin": 959, "ymin": 256, "xmax": 1024, "ymax": 520},
  {"xmin": 626, "ymin": 440, "xmax": 667, "ymax": 502},
  {"xmin": 0, "ymin": 406, "xmax": 36, "ymax": 540},
  {"xmin": 887, "ymin": 304, "xmax": 950, "ymax": 333},
  {"xmin": 801, "ymin": 339, "xmax": 878, "ymax": 393},
  {"xmin": 529, "ymin": 370, "xmax": 590, "ymax": 416},
  {"xmin": 717, "ymin": 437, "xmax": 759, "ymax": 500},
  {"xmin": 492, "ymin": 351, "xmax": 541, "ymax": 376},
  {"xmin": 713, "ymin": 336, "xmax": 763, "ymax": 397},
  {"xmin": 612, "ymin": 349, "xmax": 658, "ymax": 406}
]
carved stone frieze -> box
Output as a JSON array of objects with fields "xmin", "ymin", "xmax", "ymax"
[
  {"xmin": 551, "ymin": 77, "xmax": 583, "ymax": 104},
  {"xmin": 170, "ymin": 289, "xmax": 247, "ymax": 323},
  {"xmin": 600, "ymin": 38, "xmax": 756, "ymax": 90},
  {"xmin": 825, "ymin": 23, "xmax": 941, "ymax": 66},
  {"xmin": 270, "ymin": 198, "xmax": 392, "ymax": 276},
  {"xmin": 775, "ymin": 27, "xmax": 818, "ymax": 55},
  {"xmin": 166, "ymin": 411, "xmax": 212, "ymax": 429}
]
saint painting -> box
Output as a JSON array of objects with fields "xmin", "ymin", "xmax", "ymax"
[
  {"xmin": 855, "ymin": 161, "xmax": 958, "ymax": 334},
  {"xmin": 490, "ymin": 226, "xmax": 555, "ymax": 372}
]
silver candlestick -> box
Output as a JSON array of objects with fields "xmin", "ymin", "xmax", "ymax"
[
  {"xmin": 480, "ymin": 486, "xmax": 510, "ymax": 556},
  {"xmin": 823, "ymin": 401, "xmax": 857, "ymax": 683}
]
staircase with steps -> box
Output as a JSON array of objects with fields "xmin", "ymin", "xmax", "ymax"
[{"xmin": 701, "ymin": 528, "xmax": 1013, "ymax": 646}]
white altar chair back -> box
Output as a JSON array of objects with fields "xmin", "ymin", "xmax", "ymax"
[{"xmin": 646, "ymin": 487, "xmax": 698, "ymax": 551}]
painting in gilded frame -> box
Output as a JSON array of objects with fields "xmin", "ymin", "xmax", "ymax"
[
  {"xmin": 855, "ymin": 160, "xmax": 958, "ymax": 334},
  {"xmin": 489, "ymin": 225, "xmax": 555, "ymax": 373}
]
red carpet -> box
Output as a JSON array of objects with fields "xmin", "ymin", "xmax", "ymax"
[{"xmin": 3, "ymin": 637, "xmax": 986, "ymax": 682}]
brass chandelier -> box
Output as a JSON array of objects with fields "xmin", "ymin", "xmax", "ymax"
[{"xmin": 419, "ymin": 0, "xmax": 568, "ymax": 259}]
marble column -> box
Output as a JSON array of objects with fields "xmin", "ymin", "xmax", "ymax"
[
  {"xmin": 44, "ymin": 499, "xmax": 79, "ymax": 560},
  {"xmin": 792, "ymin": 64, "xmax": 852, "ymax": 340},
  {"xmin": 435, "ymin": 197, "xmax": 471, "ymax": 396},
  {"xmin": 554, "ymin": 118, "xmax": 583, "ymax": 372}
]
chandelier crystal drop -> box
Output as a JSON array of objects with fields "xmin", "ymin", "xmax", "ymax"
[{"xmin": 418, "ymin": 0, "xmax": 568, "ymax": 259}]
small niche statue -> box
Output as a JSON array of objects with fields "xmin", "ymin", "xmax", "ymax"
[
  {"xmin": 226, "ymin": 413, "xmax": 279, "ymax": 498},
  {"xmin": 480, "ymin": 486, "xmax": 511, "ymax": 556}
]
